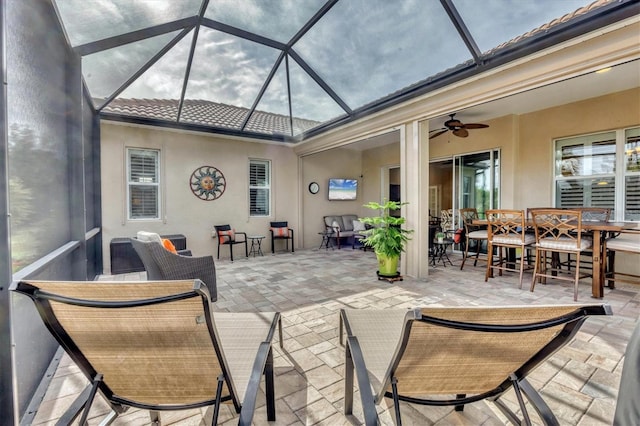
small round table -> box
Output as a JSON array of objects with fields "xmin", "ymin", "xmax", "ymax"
[
  {"xmin": 248, "ymin": 235, "xmax": 265, "ymax": 257},
  {"xmin": 430, "ymin": 238, "xmax": 454, "ymax": 267},
  {"xmin": 318, "ymin": 231, "xmax": 335, "ymax": 250}
]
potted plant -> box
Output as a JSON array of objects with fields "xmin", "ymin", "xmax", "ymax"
[
  {"xmin": 435, "ymin": 231, "xmax": 445, "ymax": 243},
  {"xmin": 359, "ymin": 200, "xmax": 413, "ymax": 277}
]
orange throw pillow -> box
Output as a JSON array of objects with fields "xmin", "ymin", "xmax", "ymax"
[
  {"xmin": 162, "ymin": 238, "xmax": 177, "ymax": 254},
  {"xmin": 271, "ymin": 227, "xmax": 288, "ymax": 237},
  {"xmin": 219, "ymin": 229, "xmax": 235, "ymax": 243}
]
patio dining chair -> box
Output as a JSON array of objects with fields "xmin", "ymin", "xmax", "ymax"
[
  {"xmin": 485, "ymin": 209, "xmax": 535, "ymax": 288},
  {"xmin": 459, "ymin": 207, "xmax": 488, "ymax": 270},
  {"xmin": 340, "ymin": 304, "xmax": 611, "ymax": 426},
  {"xmin": 11, "ymin": 279, "xmax": 282, "ymax": 426},
  {"xmin": 604, "ymin": 229, "xmax": 640, "ymax": 287},
  {"xmin": 562, "ymin": 207, "xmax": 611, "ymax": 273},
  {"xmin": 530, "ymin": 209, "xmax": 592, "ymax": 301}
]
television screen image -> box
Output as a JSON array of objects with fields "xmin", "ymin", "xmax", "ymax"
[{"xmin": 328, "ymin": 178, "xmax": 358, "ymax": 200}]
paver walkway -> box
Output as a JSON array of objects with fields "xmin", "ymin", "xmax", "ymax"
[{"xmin": 31, "ymin": 248, "xmax": 639, "ymax": 425}]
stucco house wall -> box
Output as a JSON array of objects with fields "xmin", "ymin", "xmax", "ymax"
[
  {"xmin": 516, "ymin": 87, "xmax": 640, "ymax": 209},
  {"xmin": 300, "ymin": 148, "xmax": 364, "ymax": 247},
  {"xmin": 100, "ymin": 123, "xmax": 299, "ymax": 273}
]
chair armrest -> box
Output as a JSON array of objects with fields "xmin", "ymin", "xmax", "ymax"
[
  {"xmin": 235, "ymin": 231, "xmax": 248, "ymax": 242},
  {"xmin": 238, "ymin": 341, "xmax": 273, "ymax": 426},
  {"xmin": 346, "ymin": 335, "xmax": 378, "ymax": 426},
  {"xmin": 177, "ymin": 249, "xmax": 192, "ymax": 256}
]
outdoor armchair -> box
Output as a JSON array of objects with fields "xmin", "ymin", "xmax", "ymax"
[
  {"xmin": 340, "ymin": 304, "xmax": 611, "ymax": 426},
  {"xmin": 269, "ymin": 221, "xmax": 294, "ymax": 253},
  {"xmin": 214, "ymin": 225, "xmax": 248, "ymax": 261},
  {"xmin": 11, "ymin": 279, "xmax": 282, "ymax": 426},
  {"xmin": 131, "ymin": 238, "xmax": 217, "ymax": 301}
]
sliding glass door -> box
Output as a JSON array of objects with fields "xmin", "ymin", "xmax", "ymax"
[{"xmin": 453, "ymin": 150, "xmax": 500, "ymax": 225}]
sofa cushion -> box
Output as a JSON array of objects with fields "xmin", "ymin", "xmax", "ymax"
[
  {"xmin": 352, "ymin": 219, "xmax": 366, "ymax": 232},
  {"xmin": 341, "ymin": 215, "xmax": 358, "ymax": 232}
]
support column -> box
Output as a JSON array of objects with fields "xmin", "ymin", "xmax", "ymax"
[{"xmin": 400, "ymin": 119, "xmax": 429, "ymax": 279}]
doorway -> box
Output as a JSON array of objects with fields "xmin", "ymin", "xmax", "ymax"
[{"xmin": 430, "ymin": 149, "xmax": 500, "ymax": 247}]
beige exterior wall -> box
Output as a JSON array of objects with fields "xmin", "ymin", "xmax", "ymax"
[
  {"xmin": 100, "ymin": 123, "xmax": 298, "ymax": 273},
  {"xmin": 516, "ymin": 87, "xmax": 640, "ymax": 209},
  {"xmin": 300, "ymin": 148, "xmax": 363, "ymax": 247}
]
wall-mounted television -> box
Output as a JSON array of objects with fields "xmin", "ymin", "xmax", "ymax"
[{"xmin": 328, "ymin": 178, "xmax": 358, "ymax": 201}]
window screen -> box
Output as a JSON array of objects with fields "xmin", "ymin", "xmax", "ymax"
[
  {"xmin": 249, "ymin": 159, "xmax": 270, "ymax": 216},
  {"xmin": 127, "ymin": 148, "xmax": 160, "ymax": 219}
]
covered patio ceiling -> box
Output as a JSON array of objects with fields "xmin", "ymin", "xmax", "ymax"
[{"xmin": 54, "ymin": 0, "xmax": 638, "ymax": 143}]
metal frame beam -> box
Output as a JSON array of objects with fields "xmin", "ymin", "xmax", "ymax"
[{"xmin": 0, "ymin": 0, "xmax": 16, "ymax": 422}]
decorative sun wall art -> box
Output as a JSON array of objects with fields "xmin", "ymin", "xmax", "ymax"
[{"xmin": 190, "ymin": 166, "xmax": 226, "ymax": 201}]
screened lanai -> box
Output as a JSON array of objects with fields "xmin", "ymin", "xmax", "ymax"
[
  {"xmin": 1, "ymin": 0, "xmax": 639, "ymax": 424},
  {"xmin": 56, "ymin": 0, "xmax": 636, "ymax": 141}
]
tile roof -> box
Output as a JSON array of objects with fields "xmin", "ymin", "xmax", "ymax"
[{"xmin": 100, "ymin": 98, "xmax": 322, "ymax": 136}]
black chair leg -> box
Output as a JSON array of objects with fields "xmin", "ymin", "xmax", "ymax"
[
  {"xmin": 217, "ymin": 243, "xmax": 220, "ymax": 259},
  {"xmin": 229, "ymin": 244, "xmax": 234, "ymax": 262},
  {"xmin": 244, "ymin": 241, "xmax": 248, "ymax": 257}
]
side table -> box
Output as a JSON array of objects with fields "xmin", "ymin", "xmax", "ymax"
[
  {"xmin": 319, "ymin": 231, "xmax": 335, "ymax": 250},
  {"xmin": 248, "ymin": 235, "xmax": 265, "ymax": 257},
  {"xmin": 430, "ymin": 238, "xmax": 454, "ymax": 267}
]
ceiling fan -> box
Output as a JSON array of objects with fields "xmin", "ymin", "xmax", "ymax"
[{"xmin": 429, "ymin": 113, "xmax": 489, "ymax": 139}]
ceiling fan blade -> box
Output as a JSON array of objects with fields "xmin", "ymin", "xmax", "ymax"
[
  {"xmin": 464, "ymin": 123, "xmax": 489, "ymax": 129},
  {"xmin": 453, "ymin": 128, "xmax": 469, "ymax": 138},
  {"xmin": 429, "ymin": 129, "xmax": 449, "ymax": 139}
]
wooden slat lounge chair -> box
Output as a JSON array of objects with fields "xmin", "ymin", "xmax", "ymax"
[
  {"xmin": 340, "ymin": 304, "xmax": 611, "ymax": 426},
  {"xmin": 11, "ymin": 279, "xmax": 282, "ymax": 426}
]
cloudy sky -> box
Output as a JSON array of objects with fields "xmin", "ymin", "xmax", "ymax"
[{"xmin": 58, "ymin": 0, "xmax": 593, "ymax": 132}]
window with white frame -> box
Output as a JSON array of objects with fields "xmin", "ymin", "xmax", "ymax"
[
  {"xmin": 554, "ymin": 127, "xmax": 640, "ymax": 221},
  {"xmin": 127, "ymin": 148, "xmax": 160, "ymax": 220},
  {"xmin": 249, "ymin": 159, "xmax": 270, "ymax": 216},
  {"xmin": 624, "ymin": 127, "xmax": 640, "ymax": 221}
]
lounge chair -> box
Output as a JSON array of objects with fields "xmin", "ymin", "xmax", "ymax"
[
  {"xmin": 11, "ymin": 279, "xmax": 282, "ymax": 426},
  {"xmin": 340, "ymin": 304, "xmax": 611, "ymax": 426}
]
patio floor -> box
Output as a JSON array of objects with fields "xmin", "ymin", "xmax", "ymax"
[{"xmin": 30, "ymin": 247, "xmax": 639, "ymax": 425}]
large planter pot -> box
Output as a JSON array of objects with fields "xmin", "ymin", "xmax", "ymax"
[{"xmin": 376, "ymin": 253, "xmax": 399, "ymax": 277}]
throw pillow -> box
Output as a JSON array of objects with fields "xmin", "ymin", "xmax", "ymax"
[
  {"xmin": 219, "ymin": 229, "xmax": 235, "ymax": 243},
  {"xmin": 352, "ymin": 220, "xmax": 366, "ymax": 232},
  {"xmin": 137, "ymin": 231, "xmax": 162, "ymax": 244},
  {"xmin": 161, "ymin": 238, "xmax": 177, "ymax": 254},
  {"xmin": 271, "ymin": 227, "xmax": 288, "ymax": 237},
  {"xmin": 331, "ymin": 220, "xmax": 341, "ymax": 231}
]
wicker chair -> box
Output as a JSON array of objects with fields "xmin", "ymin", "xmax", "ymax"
[
  {"xmin": 11, "ymin": 279, "xmax": 282, "ymax": 426},
  {"xmin": 340, "ymin": 304, "xmax": 611, "ymax": 426},
  {"xmin": 131, "ymin": 238, "xmax": 217, "ymax": 301},
  {"xmin": 485, "ymin": 209, "xmax": 535, "ymax": 288}
]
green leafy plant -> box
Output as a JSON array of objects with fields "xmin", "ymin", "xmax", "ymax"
[{"xmin": 359, "ymin": 200, "xmax": 413, "ymax": 258}]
